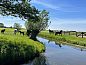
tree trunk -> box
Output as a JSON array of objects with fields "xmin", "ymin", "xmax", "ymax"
[
  {"xmin": 81, "ymin": 32, "xmax": 84, "ymax": 38},
  {"xmin": 26, "ymin": 30, "xmax": 31, "ymax": 36},
  {"xmin": 30, "ymin": 30, "xmax": 39, "ymax": 41}
]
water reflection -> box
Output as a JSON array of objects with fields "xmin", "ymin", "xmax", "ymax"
[
  {"xmin": 31, "ymin": 54, "xmax": 48, "ymax": 65},
  {"xmin": 48, "ymin": 40, "xmax": 50, "ymax": 43},
  {"xmin": 81, "ymin": 48, "xmax": 83, "ymax": 51},
  {"xmin": 48, "ymin": 40, "xmax": 86, "ymax": 51},
  {"xmin": 55, "ymin": 42, "xmax": 62, "ymax": 48},
  {"xmin": 76, "ymin": 48, "xmax": 86, "ymax": 51},
  {"xmin": 23, "ymin": 54, "xmax": 49, "ymax": 65},
  {"xmin": 48, "ymin": 40, "xmax": 62, "ymax": 48}
]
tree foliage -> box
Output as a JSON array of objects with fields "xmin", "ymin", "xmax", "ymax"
[
  {"xmin": 13, "ymin": 23, "xmax": 22, "ymax": 30},
  {"xmin": 0, "ymin": 0, "xmax": 39, "ymax": 21},
  {"xmin": 0, "ymin": 23, "xmax": 4, "ymax": 28},
  {"xmin": 25, "ymin": 10, "xmax": 49, "ymax": 31}
]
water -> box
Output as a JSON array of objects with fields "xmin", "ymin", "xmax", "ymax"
[{"xmin": 23, "ymin": 37, "xmax": 86, "ymax": 65}]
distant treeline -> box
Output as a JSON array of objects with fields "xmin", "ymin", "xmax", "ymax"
[{"xmin": 3, "ymin": 26, "xmax": 13, "ymax": 28}]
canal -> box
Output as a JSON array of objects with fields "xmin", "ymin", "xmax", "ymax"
[{"xmin": 23, "ymin": 37, "xmax": 86, "ymax": 65}]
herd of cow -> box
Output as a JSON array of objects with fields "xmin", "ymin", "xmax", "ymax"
[
  {"xmin": 49, "ymin": 29, "xmax": 63, "ymax": 36},
  {"xmin": 1, "ymin": 29, "xmax": 24, "ymax": 35},
  {"xmin": 49, "ymin": 29, "xmax": 86, "ymax": 38},
  {"xmin": 1, "ymin": 29, "xmax": 86, "ymax": 38}
]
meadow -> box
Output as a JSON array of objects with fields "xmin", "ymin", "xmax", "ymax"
[
  {"xmin": 0, "ymin": 28, "xmax": 45, "ymax": 65},
  {"xmin": 39, "ymin": 30, "xmax": 86, "ymax": 47}
]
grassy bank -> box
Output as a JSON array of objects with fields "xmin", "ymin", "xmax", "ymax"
[
  {"xmin": 0, "ymin": 28, "xmax": 45, "ymax": 65},
  {"xmin": 39, "ymin": 31, "xmax": 86, "ymax": 47}
]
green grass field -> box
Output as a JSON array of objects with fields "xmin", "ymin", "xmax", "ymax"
[
  {"xmin": 0, "ymin": 28, "xmax": 45, "ymax": 65},
  {"xmin": 39, "ymin": 31, "xmax": 86, "ymax": 47}
]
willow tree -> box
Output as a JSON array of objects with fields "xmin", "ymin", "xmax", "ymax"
[{"xmin": 25, "ymin": 10, "xmax": 49, "ymax": 40}]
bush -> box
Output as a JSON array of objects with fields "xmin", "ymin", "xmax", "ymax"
[{"xmin": 0, "ymin": 34, "xmax": 45, "ymax": 65}]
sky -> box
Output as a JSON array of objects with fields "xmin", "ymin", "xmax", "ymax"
[{"xmin": 0, "ymin": 0, "xmax": 86, "ymax": 31}]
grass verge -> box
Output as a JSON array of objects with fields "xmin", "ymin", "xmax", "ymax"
[{"xmin": 39, "ymin": 31, "xmax": 86, "ymax": 47}]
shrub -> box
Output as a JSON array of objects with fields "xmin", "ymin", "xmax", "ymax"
[{"xmin": 0, "ymin": 34, "xmax": 45, "ymax": 65}]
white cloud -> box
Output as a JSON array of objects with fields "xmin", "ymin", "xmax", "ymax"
[
  {"xmin": 31, "ymin": 0, "xmax": 61, "ymax": 10},
  {"xmin": 31, "ymin": 0, "xmax": 80, "ymax": 12}
]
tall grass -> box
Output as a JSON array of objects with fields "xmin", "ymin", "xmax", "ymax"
[
  {"xmin": 0, "ymin": 28, "xmax": 45, "ymax": 65},
  {"xmin": 39, "ymin": 31, "xmax": 86, "ymax": 47}
]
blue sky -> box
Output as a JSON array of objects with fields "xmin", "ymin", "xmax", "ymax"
[
  {"xmin": 0, "ymin": 15, "xmax": 25, "ymax": 27},
  {"xmin": 0, "ymin": 0, "xmax": 86, "ymax": 31}
]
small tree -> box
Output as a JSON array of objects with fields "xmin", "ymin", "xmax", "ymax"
[
  {"xmin": 13, "ymin": 23, "xmax": 22, "ymax": 30},
  {"xmin": 25, "ymin": 10, "xmax": 49, "ymax": 40},
  {"xmin": 0, "ymin": 23, "xmax": 4, "ymax": 28}
]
